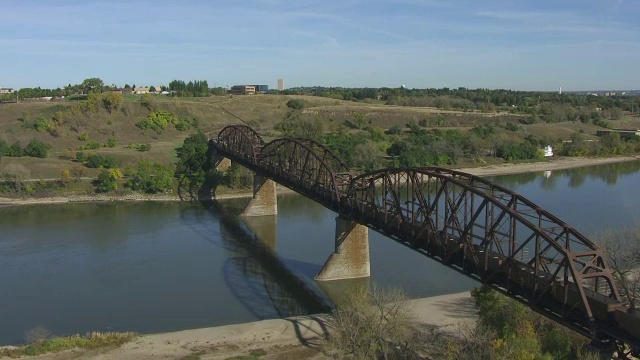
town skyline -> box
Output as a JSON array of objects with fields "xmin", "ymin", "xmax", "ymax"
[{"xmin": 1, "ymin": 0, "xmax": 638, "ymax": 91}]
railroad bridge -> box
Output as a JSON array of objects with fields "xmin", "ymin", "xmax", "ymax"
[{"xmin": 209, "ymin": 124, "xmax": 640, "ymax": 353}]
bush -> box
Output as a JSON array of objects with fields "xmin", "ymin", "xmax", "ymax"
[
  {"xmin": 23, "ymin": 140, "xmax": 51, "ymax": 158},
  {"xmin": 85, "ymin": 155, "xmax": 121, "ymax": 169},
  {"xmin": 385, "ymin": 125, "xmax": 402, "ymax": 135},
  {"xmin": 323, "ymin": 284, "xmax": 420, "ymax": 359},
  {"xmin": 496, "ymin": 142, "xmax": 543, "ymax": 161},
  {"xmin": 75, "ymin": 151, "xmax": 85, "ymax": 163},
  {"xmin": 125, "ymin": 160, "xmax": 174, "ymax": 193},
  {"xmin": 136, "ymin": 110, "xmax": 178, "ymax": 134},
  {"xmin": 286, "ymin": 99, "xmax": 305, "ymax": 110},
  {"xmin": 102, "ymin": 92, "xmax": 123, "ymax": 113},
  {"xmin": 95, "ymin": 169, "xmax": 122, "ymax": 193},
  {"xmin": 107, "ymin": 137, "xmax": 117, "ymax": 148}
]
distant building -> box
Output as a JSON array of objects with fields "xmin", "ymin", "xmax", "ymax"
[
  {"xmin": 0, "ymin": 88, "xmax": 14, "ymax": 94},
  {"xmin": 255, "ymin": 85, "xmax": 268, "ymax": 93},
  {"xmin": 277, "ymin": 78, "xmax": 284, "ymax": 91},
  {"xmin": 228, "ymin": 85, "xmax": 256, "ymax": 95},
  {"xmin": 543, "ymin": 145, "xmax": 554, "ymax": 157},
  {"xmin": 106, "ymin": 89, "xmax": 124, "ymax": 94},
  {"xmin": 133, "ymin": 87, "xmax": 150, "ymax": 94}
]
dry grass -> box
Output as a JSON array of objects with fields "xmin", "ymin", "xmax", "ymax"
[
  {"xmin": 0, "ymin": 331, "xmax": 137, "ymax": 358},
  {"xmin": 0, "ymin": 95, "xmax": 627, "ymax": 181}
]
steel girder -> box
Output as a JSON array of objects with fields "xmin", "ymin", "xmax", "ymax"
[{"xmin": 217, "ymin": 125, "xmax": 265, "ymax": 165}]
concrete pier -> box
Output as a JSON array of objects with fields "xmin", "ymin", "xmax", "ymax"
[
  {"xmin": 241, "ymin": 175, "xmax": 278, "ymax": 217},
  {"xmin": 315, "ymin": 215, "xmax": 370, "ymax": 281}
]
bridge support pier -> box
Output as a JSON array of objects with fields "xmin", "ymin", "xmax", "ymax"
[
  {"xmin": 241, "ymin": 175, "xmax": 278, "ymax": 217},
  {"xmin": 315, "ymin": 215, "xmax": 370, "ymax": 281}
]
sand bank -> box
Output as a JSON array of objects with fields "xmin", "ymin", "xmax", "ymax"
[{"xmin": 4, "ymin": 292, "xmax": 474, "ymax": 360}]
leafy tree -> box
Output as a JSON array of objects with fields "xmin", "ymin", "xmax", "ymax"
[
  {"xmin": 102, "ymin": 92, "xmax": 123, "ymax": 113},
  {"xmin": 81, "ymin": 77, "xmax": 104, "ymax": 93},
  {"xmin": 23, "ymin": 140, "xmax": 51, "ymax": 158},
  {"xmin": 95, "ymin": 169, "xmax": 122, "ymax": 192},
  {"xmin": 75, "ymin": 151, "xmax": 85, "ymax": 163},
  {"xmin": 126, "ymin": 159, "xmax": 174, "ymax": 193},
  {"xmin": 352, "ymin": 140, "xmax": 385, "ymax": 171},
  {"xmin": 496, "ymin": 142, "xmax": 543, "ymax": 161},
  {"xmin": 149, "ymin": 86, "xmax": 156, "ymax": 93},
  {"xmin": 175, "ymin": 132, "xmax": 219, "ymax": 200},
  {"xmin": 85, "ymin": 155, "xmax": 121, "ymax": 169}
]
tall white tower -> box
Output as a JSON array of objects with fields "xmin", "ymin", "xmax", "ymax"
[
  {"xmin": 559, "ymin": 86, "xmax": 562, "ymax": 95},
  {"xmin": 277, "ymin": 78, "xmax": 284, "ymax": 91}
]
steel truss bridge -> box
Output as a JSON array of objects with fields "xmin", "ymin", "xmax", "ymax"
[{"xmin": 211, "ymin": 124, "xmax": 640, "ymax": 352}]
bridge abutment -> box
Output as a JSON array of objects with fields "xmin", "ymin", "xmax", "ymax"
[
  {"xmin": 315, "ymin": 215, "xmax": 370, "ymax": 281},
  {"xmin": 241, "ymin": 175, "xmax": 278, "ymax": 217}
]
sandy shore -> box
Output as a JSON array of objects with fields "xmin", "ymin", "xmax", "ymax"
[
  {"xmin": 1, "ymin": 155, "xmax": 638, "ymax": 207},
  {"xmin": 11, "ymin": 291, "xmax": 474, "ymax": 360},
  {"xmin": 457, "ymin": 155, "xmax": 639, "ymax": 177}
]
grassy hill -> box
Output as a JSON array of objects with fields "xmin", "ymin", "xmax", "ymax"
[{"xmin": 0, "ymin": 93, "xmax": 633, "ymax": 181}]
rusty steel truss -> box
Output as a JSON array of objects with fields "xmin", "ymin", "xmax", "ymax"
[{"xmin": 212, "ymin": 124, "xmax": 640, "ymax": 350}]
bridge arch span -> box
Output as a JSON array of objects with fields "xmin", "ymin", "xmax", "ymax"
[
  {"xmin": 258, "ymin": 138, "xmax": 348, "ymax": 204},
  {"xmin": 344, "ymin": 167, "xmax": 619, "ymax": 321},
  {"xmin": 217, "ymin": 125, "xmax": 265, "ymax": 165}
]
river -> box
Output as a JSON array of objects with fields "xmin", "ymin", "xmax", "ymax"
[{"xmin": 1, "ymin": 161, "xmax": 639, "ymax": 345}]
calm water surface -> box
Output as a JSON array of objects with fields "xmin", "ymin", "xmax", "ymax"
[{"xmin": 1, "ymin": 160, "xmax": 639, "ymax": 345}]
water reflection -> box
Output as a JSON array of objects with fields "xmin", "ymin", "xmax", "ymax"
[
  {"xmin": 488, "ymin": 160, "xmax": 640, "ymax": 189},
  {"xmin": 180, "ymin": 200, "xmax": 330, "ymax": 320}
]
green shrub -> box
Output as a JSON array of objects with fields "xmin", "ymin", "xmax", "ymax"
[
  {"xmin": 286, "ymin": 99, "xmax": 305, "ymax": 110},
  {"xmin": 76, "ymin": 151, "xmax": 85, "ymax": 163},
  {"xmin": 95, "ymin": 169, "xmax": 122, "ymax": 193},
  {"xmin": 107, "ymin": 137, "xmax": 117, "ymax": 148},
  {"xmin": 136, "ymin": 110, "xmax": 178, "ymax": 134},
  {"xmin": 386, "ymin": 125, "xmax": 403, "ymax": 135},
  {"xmin": 24, "ymin": 140, "xmax": 51, "ymax": 158},
  {"xmin": 496, "ymin": 142, "xmax": 543, "ymax": 161},
  {"xmin": 85, "ymin": 155, "xmax": 121, "ymax": 169},
  {"xmin": 125, "ymin": 160, "xmax": 174, "ymax": 193},
  {"xmin": 84, "ymin": 140, "xmax": 101, "ymax": 150}
]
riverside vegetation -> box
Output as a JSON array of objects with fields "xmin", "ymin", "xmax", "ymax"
[{"xmin": 1, "ymin": 79, "xmax": 639, "ymax": 199}]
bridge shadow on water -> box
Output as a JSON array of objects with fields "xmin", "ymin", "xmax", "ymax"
[{"xmin": 178, "ymin": 199, "xmax": 332, "ymax": 325}]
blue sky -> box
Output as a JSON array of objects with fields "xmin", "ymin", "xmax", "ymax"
[{"xmin": 1, "ymin": 0, "xmax": 638, "ymax": 90}]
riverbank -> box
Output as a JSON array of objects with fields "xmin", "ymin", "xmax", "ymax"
[
  {"xmin": 457, "ymin": 155, "xmax": 640, "ymax": 177},
  {"xmin": 0, "ymin": 155, "xmax": 637, "ymax": 207},
  {"xmin": 1, "ymin": 291, "xmax": 475, "ymax": 360}
]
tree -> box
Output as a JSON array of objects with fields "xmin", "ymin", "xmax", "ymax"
[
  {"xmin": 286, "ymin": 98, "xmax": 305, "ymax": 110},
  {"xmin": 2, "ymin": 164, "xmax": 30, "ymax": 191},
  {"xmin": 149, "ymin": 86, "xmax": 156, "ymax": 93},
  {"xmin": 597, "ymin": 225, "xmax": 640, "ymax": 309},
  {"xmin": 23, "ymin": 140, "xmax": 51, "ymax": 158},
  {"xmin": 102, "ymin": 92, "xmax": 124, "ymax": 113},
  {"xmin": 352, "ymin": 141, "xmax": 385, "ymax": 171},
  {"xmin": 323, "ymin": 284, "xmax": 419, "ymax": 359},
  {"xmin": 81, "ymin": 77, "xmax": 104, "ymax": 93},
  {"xmin": 174, "ymin": 132, "xmax": 218, "ymax": 200},
  {"xmin": 95, "ymin": 169, "xmax": 122, "ymax": 192}
]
